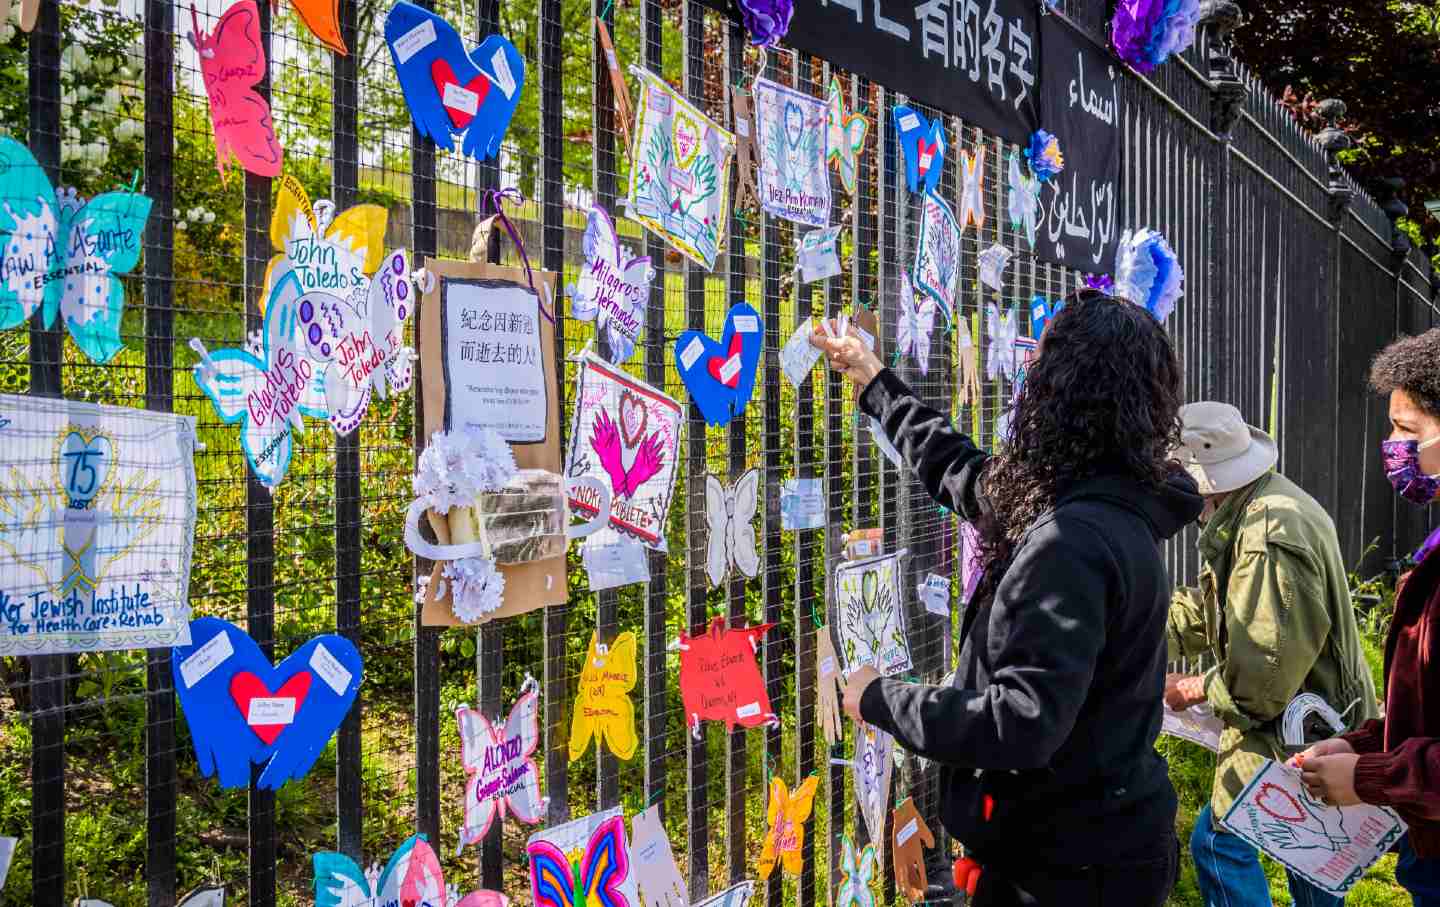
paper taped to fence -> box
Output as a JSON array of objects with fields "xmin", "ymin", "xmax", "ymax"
[
  {"xmin": 0, "ymin": 394, "xmax": 197, "ymax": 656},
  {"xmin": 753, "ymin": 77, "xmax": 831, "ymax": 227},
  {"xmin": 831, "ymin": 552, "xmax": 911, "ymax": 676},
  {"xmin": 1220, "ymin": 759, "xmax": 1406, "ymax": 895}
]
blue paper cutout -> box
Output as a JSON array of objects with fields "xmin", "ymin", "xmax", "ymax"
[
  {"xmin": 892, "ymin": 106, "xmax": 945, "ymax": 195},
  {"xmin": 384, "ymin": 1, "xmax": 525, "ymax": 162},
  {"xmin": 1029, "ymin": 295, "xmax": 1064, "ymax": 336},
  {"xmin": 172, "ymin": 616, "xmax": 362, "ymax": 790},
  {"xmin": 673, "ymin": 302, "xmax": 763, "ymax": 427},
  {"xmin": 315, "ymin": 835, "xmax": 442, "ymax": 907},
  {"xmin": 0, "ymin": 136, "xmax": 153, "ymax": 363}
]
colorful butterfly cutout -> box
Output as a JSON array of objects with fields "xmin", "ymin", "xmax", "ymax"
[
  {"xmin": 190, "ymin": 1, "xmax": 283, "ymax": 180},
  {"xmin": 758, "ymin": 775, "xmax": 820, "ymax": 879},
  {"xmin": 984, "ymin": 303, "xmax": 1019, "ymax": 383},
  {"xmin": 0, "ymin": 137, "xmax": 153, "ymax": 364},
  {"xmin": 286, "ymin": 0, "xmax": 346, "ymax": 54},
  {"xmin": 893, "ymin": 105, "xmax": 945, "ymax": 195},
  {"xmin": 569, "ymin": 630, "xmax": 639, "ymax": 761},
  {"xmin": 527, "ymin": 808, "xmax": 638, "ymax": 907},
  {"xmin": 456, "ymin": 675, "xmax": 545, "ymax": 855},
  {"xmin": 315, "ymin": 834, "xmax": 505, "ymax": 907},
  {"xmin": 1007, "ymin": 152, "xmax": 1041, "ymax": 249},
  {"xmin": 896, "ymin": 274, "xmax": 936, "ymax": 376},
  {"xmin": 826, "ymin": 75, "xmax": 870, "ymax": 195},
  {"xmin": 385, "ymin": 1, "xmax": 526, "ymax": 162},
  {"xmin": 957, "ymin": 145, "xmax": 985, "ymax": 232},
  {"xmin": 568, "ymin": 205, "xmax": 652, "ymax": 363},
  {"xmin": 705, "ymin": 468, "xmax": 760, "ymax": 588},
  {"xmin": 836, "ymin": 837, "xmax": 877, "ymax": 907}
]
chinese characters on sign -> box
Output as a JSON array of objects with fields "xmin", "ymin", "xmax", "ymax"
[{"xmin": 442, "ymin": 278, "xmax": 548, "ymax": 443}]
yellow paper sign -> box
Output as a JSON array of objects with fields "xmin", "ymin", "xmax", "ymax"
[
  {"xmin": 758, "ymin": 775, "xmax": 820, "ymax": 879},
  {"xmin": 568, "ymin": 630, "xmax": 639, "ymax": 762}
]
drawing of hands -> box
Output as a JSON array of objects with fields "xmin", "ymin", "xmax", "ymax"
[
  {"xmin": 631, "ymin": 804, "xmax": 688, "ymax": 907},
  {"xmin": 817, "ymin": 631, "xmax": 844, "ymax": 746},
  {"xmin": 625, "ymin": 432, "xmax": 666, "ymax": 496},
  {"xmin": 590, "ymin": 409, "xmax": 628, "ymax": 498},
  {"xmin": 958, "ymin": 338, "xmax": 981, "ymax": 409}
]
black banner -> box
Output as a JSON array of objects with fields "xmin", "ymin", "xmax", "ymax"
[{"xmin": 1037, "ymin": 14, "xmax": 1121, "ymax": 273}]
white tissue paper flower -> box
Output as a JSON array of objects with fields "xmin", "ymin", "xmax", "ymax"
[
  {"xmin": 412, "ymin": 427, "xmax": 516, "ymax": 513},
  {"xmin": 445, "ymin": 556, "xmax": 505, "ymax": 623}
]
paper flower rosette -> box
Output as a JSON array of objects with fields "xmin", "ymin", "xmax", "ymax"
[
  {"xmin": 1024, "ymin": 129, "xmax": 1064, "ymax": 183},
  {"xmin": 1110, "ymin": 0, "xmax": 1202, "ymax": 74},
  {"xmin": 738, "ymin": 0, "xmax": 793, "ymax": 47},
  {"xmin": 1114, "ymin": 228, "xmax": 1184, "ymax": 322}
]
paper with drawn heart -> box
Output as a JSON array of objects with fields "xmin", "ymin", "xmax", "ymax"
[
  {"xmin": 754, "ymin": 77, "xmax": 831, "ymax": 228},
  {"xmin": 172, "ymin": 616, "xmax": 362, "ymax": 790},
  {"xmin": 0, "ymin": 393, "xmax": 197, "ymax": 656},
  {"xmin": 674, "ymin": 302, "xmax": 764, "ymax": 427}
]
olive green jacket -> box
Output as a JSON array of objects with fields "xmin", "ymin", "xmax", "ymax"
[{"xmin": 1167, "ymin": 472, "xmax": 1378, "ymax": 821}]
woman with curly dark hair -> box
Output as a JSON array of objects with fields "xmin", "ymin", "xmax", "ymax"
[{"xmin": 810, "ymin": 289, "xmax": 1203, "ymax": 907}]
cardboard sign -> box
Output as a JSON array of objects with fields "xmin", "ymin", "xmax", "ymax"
[
  {"xmin": 417, "ymin": 259, "xmax": 564, "ymax": 626},
  {"xmin": 678, "ymin": 617, "xmax": 776, "ymax": 736}
]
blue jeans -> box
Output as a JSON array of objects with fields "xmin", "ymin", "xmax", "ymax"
[
  {"xmin": 1190, "ymin": 803, "xmax": 1344, "ymax": 907},
  {"xmin": 1397, "ymin": 834, "xmax": 1440, "ymax": 907}
]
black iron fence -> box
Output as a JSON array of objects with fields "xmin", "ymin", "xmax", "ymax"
[{"xmin": 0, "ymin": 0, "xmax": 1434, "ymax": 904}]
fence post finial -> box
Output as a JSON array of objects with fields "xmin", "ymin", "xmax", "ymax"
[
  {"xmin": 1380, "ymin": 177, "xmax": 1413, "ymax": 263},
  {"xmin": 1316, "ymin": 99, "xmax": 1353, "ymax": 224},
  {"xmin": 1199, "ymin": 0, "xmax": 1245, "ymax": 138}
]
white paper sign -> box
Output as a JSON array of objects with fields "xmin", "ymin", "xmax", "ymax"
[
  {"xmin": 1161, "ymin": 702, "xmax": 1223, "ymax": 752},
  {"xmin": 780, "ymin": 478, "xmax": 825, "ymax": 530},
  {"xmin": 310, "ymin": 642, "xmax": 354, "ymax": 695},
  {"xmin": 0, "ymin": 394, "xmax": 197, "ymax": 656},
  {"xmin": 781, "ymin": 318, "xmax": 824, "ymax": 388},
  {"xmin": 179, "ymin": 630, "xmax": 234, "ymax": 689},
  {"xmin": 833, "ymin": 551, "xmax": 912, "ymax": 676},
  {"xmin": 917, "ymin": 572, "xmax": 950, "ymax": 617},
  {"xmin": 797, "ymin": 226, "xmax": 843, "ymax": 283},
  {"xmin": 247, "ymin": 697, "xmax": 297, "ymax": 726},
  {"xmin": 1221, "ymin": 759, "xmax": 1407, "ymax": 895},
  {"xmin": 582, "ymin": 532, "xmax": 652, "ymax": 591},
  {"xmin": 442, "ymin": 279, "xmax": 547, "ymax": 442}
]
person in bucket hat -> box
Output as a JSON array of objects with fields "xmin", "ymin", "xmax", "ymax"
[{"xmin": 1165, "ymin": 402, "xmax": 1377, "ymax": 907}]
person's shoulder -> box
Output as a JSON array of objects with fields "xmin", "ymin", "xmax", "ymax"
[{"xmin": 1235, "ymin": 472, "xmax": 1335, "ymax": 555}]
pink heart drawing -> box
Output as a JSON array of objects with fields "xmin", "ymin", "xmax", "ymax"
[{"xmin": 619, "ymin": 389, "xmax": 648, "ymax": 449}]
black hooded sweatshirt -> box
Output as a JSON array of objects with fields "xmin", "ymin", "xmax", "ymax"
[{"xmin": 857, "ymin": 369, "xmax": 1204, "ymax": 869}]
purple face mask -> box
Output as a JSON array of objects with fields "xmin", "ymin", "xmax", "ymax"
[{"xmin": 1382, "ymin": 437, "xmax": 1440, "ymax": 505}]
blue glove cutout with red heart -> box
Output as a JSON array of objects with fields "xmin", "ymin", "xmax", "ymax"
[
  {"xmin": 894, "ymin": 105, "xmax": 946, "ymax": 195},
  {"xmin": 385, "ymin": 1, "xmax": 525, "ymax": 162},
  {"xmin": 172, "ymin": 617, "xmax": 363, "ymax": 790},
  {"xmin": 674, "ymin": 302, "xmax": 763, "ymax": 427}
]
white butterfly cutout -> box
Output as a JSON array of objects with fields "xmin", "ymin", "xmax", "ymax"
[
  {"xmin": 1007, "ymin": 152, "xmax": 1041, "ymax": 249},
  {"xmin": 977, "ymin": 244, "xmax": 1012, "ymax": 292},
  {"xmin": 836, "ymin": 837, "xmax": 878, "ymax": 907},
  {"xmin": 705, "ymin": 468, "xmax": 760, "ymax": 588},
  {"xmin": 569, "ymin": 205, "xmax": 653, "ymax": 363},
  {"xmin": 826, "ymin": 75, "xmax": 870, "ymax": 195},
  {"xmin": 958, "ymin": 145, "xmax": 986, "ymax": 232},
  {"xmin": 896, "ymin": 274, "xmax": 936, "ymax": 376},
  {"xmin": 456, "ymin": 675, "xmax": 545, "ymax": 855},
  {"xmin": 985, "ymin": 303, "xmax": 1019, "ymax": 382}
]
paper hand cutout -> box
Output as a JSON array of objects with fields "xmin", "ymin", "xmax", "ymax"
[
  {"xmin": 893, "ymin": 105, "xmax": 945, "ymax": 195},
  {"xmin": 678, "ymin": 617, "xmax": 777, "ymax": 737},
  {"xmin": 569, "ymin": 630, "xmax": 639, "ymax": 761},
  {"xmin": 1030, "ymin": 295, "xmax": 1064, "ymax": 337},
  {"xmin": 456, "ymin": 675, "xmax": 545, "ymax": 855},
  {"xmin": 1007, "ymin": 152, "xmax": 1041, "ymax": 249},
  {"xmin": 896, "ymin": 274, "xmax": 936, "ymax": 376},
  {"xmin": 957, "ymin": 145, "xmax": 985, "ymax": 232},
  {"xmin": 892, "ymin": 798, "xmax": 935, "ymax": 903},
  {"xmin": 385, "ymin": 1, "xmax": 526, "ymax": 162},
  {"xmin": 826, "ymin": 76, "xmax": 870, "ymax": 195},
  {"xmin": 958, "ymin": 327, "xmax": 982, "ymax": 410},
  {"xmin": 0, "ymin": 0, "xmax": 38, "ymax": 32},
  {"xmin": 704, "ymin": 468, "xmax": 760, "ymax": 588},
  {"xmin": 172, "ymin": 617, "xmax": 362, "ymax": 790},
  {"xmin": 631, "ymin": 805, "xmax": 688, "ymax": 907},
  {"xmin": 315, "ymin": 834, "xmax": 502, "ymax": 907},
  {"xmin": 984, "ymin": 303, "xmax": 1019, "ymax": 382},
  {"xmin": 191, "ymin": 2, "xmax": 283, "ymax": 179},
  {"xmin": 836, "ymin": 836, "xmax": 878, "ymax": 907},
  {"xmin": 528, "ymin": 809, "xmax": 638, "ymax": 907},
  {"xmin": 674, "ymin": 302, "xmax": 763, "ymax": 427},
  {"xmin": 816, "ymin": 630, "xmax": 844, "ymax": 746},
  {"xmin": 0, "ymin": 137, "xmax": 153, "ymax": 364},
  {"xmin": 758, "ymin": 776, "xmax": 820, "ymax": 879},
  {"xmin": 285, "ymin": 0, "xmax": 346, "ymax": 54},
  {"xmin": 569, "ymin": 205, "xmax": 653, "ymax": 363}
]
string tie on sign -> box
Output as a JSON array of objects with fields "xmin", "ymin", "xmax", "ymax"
[{"xmin": 480, "ymin": 187, "xmax": 556, "ymax": 325}]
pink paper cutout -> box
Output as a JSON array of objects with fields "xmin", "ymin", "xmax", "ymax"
[
  {"xmin": 456, "ymin": 679, "xmax": 545, "ymax": 854},
  {"xmin": 192, "ymin": 1, "xmax": 284, "ymax": 179}
]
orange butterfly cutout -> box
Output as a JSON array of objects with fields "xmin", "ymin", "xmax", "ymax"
[
  {"xmin": 276, "ymin": 0, "xmax": 346, "ymax": 54},
  {"xmin": 758, "ymin": 775, "xmax": 820, "ymax": 879}
]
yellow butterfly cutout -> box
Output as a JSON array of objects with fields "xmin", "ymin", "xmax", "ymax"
[
  {"xmin": 261, "ymin": 174, "xmax": 389, "ymax": 311},
  {"xmin": 758, "ymin": 775, "xmax": 820, "ymax": 879},
  {"xmin": 568, "ymin": 630, "xmax": 639, "ymax": 762}
]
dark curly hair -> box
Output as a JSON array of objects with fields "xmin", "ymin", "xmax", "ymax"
[
  {"xmin": 1369, "ymin": 329, "xmax": 1440, "ymax": 417},
  {"xmin": 976, "ymin": 290, "xmax": 1184, "ymax": 590}
]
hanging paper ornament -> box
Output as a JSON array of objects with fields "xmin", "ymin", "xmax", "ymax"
[
  {"xmin": 894, "ymin": 106, "xmax": 945, "ymax": 195},
  {"xmin": 737, "ymin": 0, "xmax": 792, "ymax": 47},
  {"xmin": 832, "ymin": 552, "xmax": 912, "ymax": 676},
  {"xmin": 826, "ymin": 75, "xmax": 870, "ymax": 195},
  {"xmin": 569, "ymin": 630, "xmax": 639, "ymax": 761},
  {"xmin": 958, "ymin": 327, "xmax": 982, "ymax": 410},
  {"xmin": 674, "ymin": 302, "xmax": 763, "ymax": 427},
  {"xmin": 732, "ymin": 88, "xmax": 762, "ymax": 211},
  {"xmin": 705, "ymin": 469, "xmax": 760, "ymax": 587},
  {"xmin": 836, "ymin": 837, "xmax": 878, "ymax": 907},
  {"xmin": 568, "ymin": 205, "xmax": 653, "ymax": 363},
  {"xmin": 172, "ymin": 617, "xmax": 362, "ymax": 790},
  {"xmin": 895, "ymin": 275, "xmax": 936, "ymax": 377},
  {"xmin": 528, "ymin": 808, "xmax": 639, "ymax": 907},
  {"xmin": 817, "ymin": 630, "xmax": 844, "ymax": 746},
  {"xmin": 385, "ymin": 1, "xmax": 526, "ymax": 162},
  {"xmin": 1006, "ymin": 152, "xmax": 1041, "ymax": 250},
  {"xmin": 754, "ymin": 77, "xmax": 832, "ymax": 228},
  {"xmin": 1023, "ymin": 129, "xmax": 1064, "ymax": 183},
  {"xmin": 984, "ymin": 303, "xmax": 1019, "ymax": 382},
  {"xmin": 852, "ymin": 722, "xmax": 894, "ymax": 848},
  {"xmin": 631, "ymin": 806, "xmax": 688, "ymax": 907},
  {"xmin": 1029, "ymin": 295, "xmax": 1064, "ymax": 337},
  {"xmin": 0, "ymin": 137, "xmax": 153, "ymax": 364},
  {"xmin": 283, "ymin": 0, "xmax": 347, "ymax": 54},
  {"xmin": 455, "ymin": 675, "xmax": 545, "ymax": 855},
  {"xmin": 912, "ymin": 191, "xmax": 961, "ymax": 323},
  {"xmin": 1114, "ymin": 228, "xmax": 1184, "ymax": 321},
  {"xmin": 956, "ymin": 146, "xmax": 985, "ymax": 232},
  {"xmin": 1111, "ymin": 0, "xmax": 1202, "ymax": 74},
  {"xmin": 678, "ymin": 617, "xmax": 777, "ymax": 737},
  {"xmin": 315, "ymin": 834, "xmax": 507, "ymax": 907},
  {"xmin": 190, "ymin": 2, "xmax": 283, "ymax": 179},
  {"xmin": 758, "ymin": 776, "xmax": 820, "ymax": 879},
  {"xmin": 977, "ymin": 244, "xmax": 1011, "ymax": 292}
]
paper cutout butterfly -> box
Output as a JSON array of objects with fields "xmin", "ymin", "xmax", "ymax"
[
  {"xmin": 826, "ymin": 75, "xmax": 870, "ymax": 195},
  {"xmin": 528, "ymin": 809, "xmax": 637, "ymax": 907},
  {"xmin": 957, "ymin": 145, "xmax": 985, "ymax": 232},
  {"xmin": 315, "ymin": 834, "xmax": 506, "ymax": 907},
  {"xmin": 569, "ymin": 630, "xmax": 639, "ymax": 761},
  {"xmin": 456, "ymin": 675, "xmax": 545, "ymax": 855},
  {"xmin": 836, "ymin": 836, "xmax": 877, "ymax": 907},
  {"xmin": 893, "ymin": 105, "xmax": 945, "ymax": 195},
  {"xmin": 569, "ymin": 205, "xmax": 652, "ymax": 363},
  {"xmin": 984, "ymin": 303, "xmax": 1019, "ymax": 382},
  {"xmin": 0, "ymin": 137, "xmax": 153, "ymax": 364},
  {"xmin": 977, "ymin": 244, "xmax": 1011, "ymax": 292},
  {"xmin": 896, "ymin": 274, "xmax": 936, "ymax": 376},
  {"xmin": 172, "ymin": 617, "xmax": 362, "ymax": 790},
  {"xmin": 705, "ymin": 468, "xmax": 760, "ymax": 588},
  {"xmin": 1007, "ymin": 152, "xmax": 1041, "ymax": 249},
  {"xmin": 78, "ymin": 888, "xmax": 226, "ymax": 907},
  {"xmin": 758, "ymin": 775, "xmax": 820, "ymax": 879},
  {"xmin": 385, "ymin": 1, "xmax": 526, "ymax": 162},
  {"xmin": 191, "ymin": 263, "xmax": 328, "ymax": 488},
  {"xmin": 285, "ymin": 0, "xmax": 347, "ymax": 54},
  {"xmin": 190, "ymin": 2, "xmax": 283, "ymax": 180},
  {"xmin": 674, "ymin": 302, "xmax": 763, "ymax": 427}
]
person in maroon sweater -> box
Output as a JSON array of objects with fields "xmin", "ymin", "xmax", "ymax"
[{"xmin": 1298, "ymin": 328, "xmax": 1440, "ymax": 906}]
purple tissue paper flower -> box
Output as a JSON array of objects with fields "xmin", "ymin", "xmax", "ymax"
[
  {"xmin": 1084, "ymin": 273, "xmax": 1115, "ymax": 295},
  {"xmin": 1111, "ymin": 0, "xmax": 1167, "ymax": 73},
  {"xmin": 738, "ymin": 0, "xmax": 792, "ymax": 47}
]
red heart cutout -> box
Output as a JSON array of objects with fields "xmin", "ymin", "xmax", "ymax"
[
  {"xmin": 230, "ymin": 671, "xmax": 313, "ymax": 745},
  {"xmin": 430, "ymin": 59, "xmax": 491, "ymax": 131},
  {"xmin": 916, "ymin": 138, "xmax": 938, "ymax": 175},
  {"xmin": 707, "ymin": 333, "xmax": 744, "ymax": 389}
]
